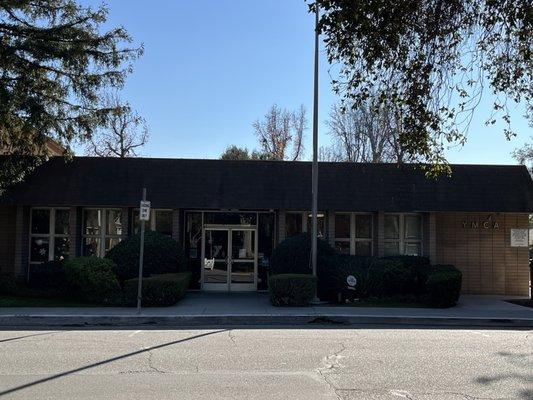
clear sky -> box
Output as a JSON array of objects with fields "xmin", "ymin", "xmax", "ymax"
[{"xmin": 80, "ymin": 0, "xmax": 531, "ymax": 164}]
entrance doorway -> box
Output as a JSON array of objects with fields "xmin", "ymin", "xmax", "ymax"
[{"xmin": 201, "ymin": 226, "xmax": 257, "ymax": 291}]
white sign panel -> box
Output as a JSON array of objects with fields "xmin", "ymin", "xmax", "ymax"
[
  {"xmin": 346, "ymin": 275, "xmax": 357, "ymax": 287},
  {"xmin": 510, "ymin": 229, "xmax": 528, "ymax": 247},
  {"xmin": 139, "ymin": 200, "xmax": 151, "ymax": 221}
]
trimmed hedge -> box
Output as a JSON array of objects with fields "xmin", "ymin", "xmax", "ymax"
[
  {"xmin": 106, "ymin": 230, "xmax": 188, "ymax": 282},
  {"xmin": 327, "ymin": 255, "xmax": 373, "ymax": 301},
  {"xmin": 28, "ymin": 260, "xmax": 68, "ymax": 293},
  {"xmin": 422, "ymin": 265, "xmax": 462, "ymax": 308},
  {"xmin": 380, "ymin": 255, "xmax": 430, "ymax": 294},
  {"xmin": 269, "ymin": 234, "xmax": 335, "ymax": 296},
  {"xmin": 123, "ymin": 272, "xmax": 192, "ymax": 307},
  {"xmin": 0, "ymin": 273, "xmax": 17, "ymax": 295},
  {"xmin": 64, "ymin": 257, "xmax": 121, "ymax": 304},
  {"xmin": 367, "ymin": 259, "xmax": 412, "ymax": 297},
  {"xmin": 268, "ymin": 274, "xmax": 317, "ymax": 307}
]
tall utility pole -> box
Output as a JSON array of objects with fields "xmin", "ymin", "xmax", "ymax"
[{"xmin": 311, "ymin": 4, "xmax": 319, "ymax": 301}]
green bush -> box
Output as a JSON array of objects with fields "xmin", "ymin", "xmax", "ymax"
[
  {"xmin": 64, "ymin": 257, "xmax": 120, "ymax": 304},
  {"xmin": 0, "ymin": 273, "xmax": 17, "ymax": 295},
  {"xmin": 28, "ymin": 261, "xmax": 68, "ymax": 293},
  {"xmin": 269, "ymin": 234, "xmax": 335, "ymax": 296},
  {"xmin": 381, "ymin": 255, "xmax": 430, "ymax": 294},
  {"xmin": 367, "ymin": 259, "xmax": 412, "ymax": 297},
  {"xmin": 327, "ymin": 255, "xmax": 374, "ymax": 301},
  {"xmin": 268, "ymin": 274, "xmax": 317, "ymax": 307},
  {"xmin": 422, "ymin": 265, "xmax": 462, "ymax": 308},
  {"xmin": 106, "ymin": 230, "xmax": 187, "ymax": 282},
  {"xmin": 122, "ymin": 272, "xmax": 192, "ymax": 307}
]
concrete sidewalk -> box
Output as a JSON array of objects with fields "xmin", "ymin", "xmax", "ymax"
[{"xmin": 1, "ymin": 293, "xmax": 532, "ymax": 328}]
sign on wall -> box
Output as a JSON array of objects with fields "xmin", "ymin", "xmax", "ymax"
[{"xmin": 510, "ymin": 229, "xmax": 528, "ymax": 247}]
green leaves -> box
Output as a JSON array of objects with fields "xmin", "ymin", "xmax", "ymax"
[
  {"xmin": 0, "ymin": 0, "xmax": 143, "ymax": 190},
  {"xmin": 309, "ymin": 0, "xmax": 531, "ymax": 173}
]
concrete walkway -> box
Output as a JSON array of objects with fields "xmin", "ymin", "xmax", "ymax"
[{"xmin": 1, "ymin": 293, "xmax": 532, "ymax": 327}]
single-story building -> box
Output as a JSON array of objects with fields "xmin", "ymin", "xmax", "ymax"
[{"xmin": 0, "ymin": 157, "xmax": 532, "ymax": 295}]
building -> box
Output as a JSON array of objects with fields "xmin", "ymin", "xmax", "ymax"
[{"xmin": 1, "ymin": 157, "xmax": 532, "ymax": 295}]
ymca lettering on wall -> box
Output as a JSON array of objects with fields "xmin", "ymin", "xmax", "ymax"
[{"xmin": 462, "ymin": 215, "xmax": 500, "ymax": 230}]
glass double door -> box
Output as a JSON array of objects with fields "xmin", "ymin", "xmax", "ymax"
[{"xmin": 202, "ymin": 227, "xmax": 257, "ymax": 291}]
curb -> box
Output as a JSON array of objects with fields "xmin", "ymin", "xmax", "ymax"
[{"xmin": 1, "ymin": 314, "xmax": 532, "ymax": 328}]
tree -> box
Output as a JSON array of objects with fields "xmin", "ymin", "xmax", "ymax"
[
  {"xmin": 253, "ymin": 104, "xmax": 307, "ymax": 161},
  {"xmin": 220, "ymin": 145, "xmax": 251, "ymax": 160},
  {"xmin": 309, "ymin": 1, "xmax": 531, "ymax": 174},
  {"xmin": 85, "ymin": 95, "xmax": 148, "ymax": 158},
  {"xmin": 324, "ymin": 101, "xmax": 404, "ymax": 163},
  {"xmin": 512, "ymin": 138, "xmax": 533, "ymax": 173},
  {"xmin": 0, "ymin": 0, "xmax": 142, "ymax": 190}
]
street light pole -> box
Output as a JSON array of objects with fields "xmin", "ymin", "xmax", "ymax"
[{"xmin": 311, "ymin": 3, "xmax": 319, "ymax": 302}]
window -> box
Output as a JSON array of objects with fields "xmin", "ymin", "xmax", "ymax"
[
  {"xmin": 306, "ymin": 213, "xmax": 325, "ymax": 239},
  {"xmin": 30, "ymin": 208, "xmax": 70, "ymax": 263},
  {"xmin": 384, "ymin": 214, "xmax": 422, "ymax": 256},
  {"xmin": 333, "ymin": 213, "xmax": 373, "ymax": 256},
  {"xmin": 285, "ymin": 213, "xmax": 303, "ymax": 237},
  {"xmin": 133, "ymin": 209, "xmax": 173, "ymax": 236},
  {"xmin": 82, "ymin": 208, "xmax": 124, "ymax": 257}
]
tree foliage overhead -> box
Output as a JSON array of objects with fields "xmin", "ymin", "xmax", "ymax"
[
  {"xmin": 310, "ymin": 0, "xmax": 532, "ymax": 173},
  {"xmin": 0, "ymin": 0, "xmax": 142, "ymax": 189}
]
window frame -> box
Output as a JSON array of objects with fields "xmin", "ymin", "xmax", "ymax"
[
  {"xmin": 132, "ymin": 208, "xmax": 173, "ymax": 236},
  {"xmin": 81, "ymin": 207, "xmax": 124, "ymax": 257},
  {"xmin": 383, "ymin": 213, "xmax": 423, "ymax": 256},
  {"xmin": 285, "ymin": 211, "xmax": 326, "ymax": 239},
  {"xmin": 29, "ymin": 207, "xmax": 70, "ymax": 264},
  {"xmin": 333, "ymin": 212, "xmax": 374, "ymax": 256}
]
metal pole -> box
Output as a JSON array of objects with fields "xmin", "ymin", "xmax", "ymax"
[
  {"xmin": 311, "ymin": 4, "xmax": 319, "ymax": 301},
  {"xmin": 137, "ymin": 187, "xmax": 146, "ymax": 314}
]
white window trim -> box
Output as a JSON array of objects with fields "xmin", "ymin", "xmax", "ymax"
[
  {"xmin": 82, "ymin": 208, "xmax": 124, "ymax": 257},
  {"xmin": 333, "ymin": 212, "xmax": 373, "ymax": 256},
  {"xmin": 384, "ymin": 213, "xmax": 423, "ymax": 256},
  {"xmin": 29, "ymin": 207, "xmax": 70, "ymax": 264}
]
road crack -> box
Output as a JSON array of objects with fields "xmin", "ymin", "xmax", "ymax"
[{"xmin": 316, "ymin": 342, "xmax": 348, "ymax": 400}]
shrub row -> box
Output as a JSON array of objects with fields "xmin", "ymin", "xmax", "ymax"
[
  {"xmin": 269, "ymin": 234, "xmax": 462, "ymax": 308},
  {"xmin": 123, "ymin": 272, "xmax": 192, "ymax": 307},
  {"xmin": 268, "ymin": 274, "xmax": 317, "ymax": 307}
]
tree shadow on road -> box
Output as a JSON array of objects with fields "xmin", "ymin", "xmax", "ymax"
[{"xmin": 0, "ymin": 329, "xmax": 227, "ymax": 398}]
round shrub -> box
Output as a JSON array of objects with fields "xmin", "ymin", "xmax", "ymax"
[
  {"xmin": 64, "ymin": 257, "xmax": 120, "ymax": 304},
  {"xmin": 268, "ymin": 274, "xmax": 317, "ymax": 307},
  {"xmin": 328, "ymin": 255, "xmax": 374, "ymax": 302},
  {"xmin": 269, "ymin": 234, "xmax": 335, "ymax": 297},
  {"xmin": 122, "ymin": 272, "xmax": 192, "ymax": 307},
  {"xmin": 106, "ymin": 230, "xmax": 187, "ymax": 282},
  {"xmin": 423, "ymin": 265, "xmax": 462, "ymax": 308},
  {"xmin": 367, "ymin": 259, "xmax": 412, "ymax": 297},
  {"xmin": 380, "ymin": 255, "xmax": 429, "ymax": 294}
]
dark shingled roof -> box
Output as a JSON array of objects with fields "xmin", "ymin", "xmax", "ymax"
[{"xmin": 1, "ymin": 157, "xmax": 532, "ymax": 212}]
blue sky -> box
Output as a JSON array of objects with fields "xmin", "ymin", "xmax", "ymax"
[{"xmin": 80, "ymin": 0, "xmax": 530, "ymax": 164}]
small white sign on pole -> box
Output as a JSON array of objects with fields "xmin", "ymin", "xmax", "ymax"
[
  {"xmin": 139, "ymin": 200, "xmax": 151, "ymax": 221},
  {"xmin": 510, "ymin": 229, "xmax": 528, "ymax": 247}
]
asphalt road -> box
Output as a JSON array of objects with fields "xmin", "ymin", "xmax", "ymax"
[{"xmin": 0, "ymin": 326, "xmax": 531, "ymax": 400}]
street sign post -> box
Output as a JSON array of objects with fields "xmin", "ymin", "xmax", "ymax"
[{"xmin": 137, "ymin": 189, "xmax": 150, "ymax": 314}]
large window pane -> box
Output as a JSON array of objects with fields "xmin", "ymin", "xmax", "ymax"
[
  {"xmin": 355, "ymin": 214, "xmax": 372, "ymax": 239},
  {"xmin": 354, "ymin": 241, "xmax": 372, "ymax": 256},
  {"xmin": 334, "ymin": 241, "xmax": 350, "ymax": 254},
  {"xmin": 106, "ymin": 210, "xmax": 123, "ymax": 235},
  {"xmin": 384, "ymin": 215, "xmax": 400, "ymax": 239},
  {"xmin": 155, "ymin": 210, "xmax": 173, "ymax": 236},
  {"xmin": 306, "ymin": 213, "xmax": 325, "ymax": 238},
  {"xmin": 31, "ymin": 209, "xmax": 50, "ymax": 234},
  {"xmin": 54, "ymin": 209, "xmax": 70, "ymax": 235},
  {"xmin": 84, "ymin": 209, "xmax": 101, "ymax": 235},
  {"xmin": 286, "ymin": 213, "xmax": 302, "ymax": 237},
  {"xmin": 105, "ymin": 237, "xmax": 121, "ymax": 254},
  {"xmin": 405, "ymin": 215, "xmax": 422, "ymax": 239},
  {"xmin": 30, "ymin": 237, "xmax": 49, "ymax": 262},
  {"xmin": 83, "ymin": 237, "xmax": 100, "ymax": 257},
  {"xmin": 334, "ymin": 214, "xmax": 350, "ymax": 239},
  {"xmin": 54, "ymin": 237, "xmax": 70, "ymax": 261},
  {"xmin": 384, "ymin": 241, "xmax": 400, "ymax": 256},
  {"xmin": 404, "ymin": 242, "xmax": 421, "ymax": 256}
]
